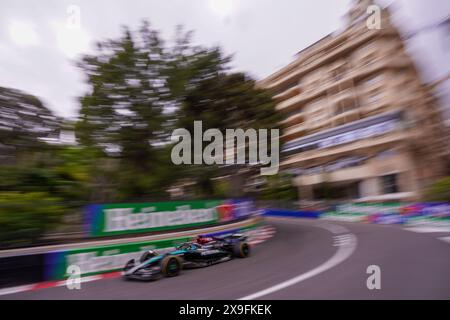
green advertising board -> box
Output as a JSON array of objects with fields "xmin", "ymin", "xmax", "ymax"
[
  {"xmin": 332, "ymin": 202, "xmax": 403, "ymax": 215},
  {"xmin": 85, "ymin": 200, "xmax": 223, "ymax": 237},
  {"xmin": 322, "ymin": 203, "xmax": 405, "ymax": 222},
  {"xmin": 45, "ymin": 236, "xmax": 192, "ymax": 280}
]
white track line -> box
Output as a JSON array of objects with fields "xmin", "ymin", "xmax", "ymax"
[
  {"xmin": 239, "ymin": 224, "xmax": 357, "ymax": 300},
  {"xmin": 404, "ymin": 226, "xmax": 450, "ymax": 233},
  {"xmin": 439, "ymin": 237, "xmax": 450, "ymax": 244},
  {"xmin": 317, "ymin": 222, "xmax": 350, "ymax": 235},
  {"xmin": 0, "ymin": 285, "xmax": 34, "ymax": 296}
]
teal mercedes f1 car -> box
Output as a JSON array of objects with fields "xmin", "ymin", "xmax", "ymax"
[{"xmin": 122, "ymin": 234, "xmax": 250, "ymax": 281}]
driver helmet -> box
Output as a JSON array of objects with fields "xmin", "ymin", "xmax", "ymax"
[
  {"xmin": 141, "ymin": 249, "xmax": 158, "ymax": 262},
  {"xmin": 196, "ymin": 235, "xmax": 212, "ymax": 245}
]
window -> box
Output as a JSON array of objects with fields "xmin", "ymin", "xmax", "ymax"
[
  {"xmin": 364, "ymin": 75, "xmax": 384, "ymax": 88},
  {"xmin": 335, "ymin": 99, "xmax": 359, "ymax": 115},
  {"xmin": 381, "ymin": 174, "xmax": 398, "ymax": 194},
  {"xmin": 357, "ymin": 42, "xmax": 379, "ymax": 67},
  {"xmin": 331, "ymin": 63, "xmax": 347, "ymax": 81},
  {"xmin": 376, "ymin": 149, "xmax": 397, "ymax": 160},
  {"xmin": 307, "ymin": 98, "xmax": 327, "ymax": 112},
  {"xmin": 366, "ymin": 91, "xmax": 382, "ymax": 105}
]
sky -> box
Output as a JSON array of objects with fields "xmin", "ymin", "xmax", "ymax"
[{"xmin": 0, "ymin": 0, "xmax": 449, "ymax": 119}]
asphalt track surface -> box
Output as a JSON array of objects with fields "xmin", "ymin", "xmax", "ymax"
[{"xmin": 3, "ymin": 218, "xmax": 450, "ymax": 300}]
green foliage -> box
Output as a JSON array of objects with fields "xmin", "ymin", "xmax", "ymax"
[
  {"xmin": 76, "ymin": 23, "xmax": 167, "ymax": 167},
  {"xmin": 425, "ymin": 177, "xmax": 450, "ymax": 202},
  {"xmin": 76, "ymin": 22, "xmax": 180, "ymax": 200},
  {"xmin": 0, "ymin": 147, "xmax": 92, "ymax": 203},
  {"xmin": 0, "ymin": 145, "xmax": 96, "ymax": 247},
  {"xmin": 167, "ymin": 30, "xmax": 279, "ymax": 197},
  {"xmin": 0, "ymin": 21, "xmax": 282, "ymax": 247},
  {"xmin": 0, "ymin": 192, "xmax": 65, "ymax": 248},
  {"xmin": 260, "ymin": 173, "xmax": 298, "ymax": 201},
  {"xmin": 211, "ymin": 179, "xmax": 230, "ymax": 199},
  {"xmin": 75, "ymin": 21, "xmax": 279, "ymax": 200},
  {"xmin": 0, "ymin": 86, "xmax": 60, "ymax": 151}
]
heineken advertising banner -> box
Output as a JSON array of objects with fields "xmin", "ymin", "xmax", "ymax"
[
  {"xmin": 84, "ymin": 199, "xmax": 255, "ymax": 237},
  {"xmin": 324, "ymin": 203, "xmax": 407, "ymax": 224},
  {"xmin": 45, "ymin": 223, "xmax": 260, "ymax": 281},
  {"xmin": 44, "ymin": 237, "xmax": 191, "ymax": 280}
]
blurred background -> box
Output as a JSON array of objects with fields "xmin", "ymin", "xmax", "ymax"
[{"xmin": 0, "ymin": 0, "xmax": 449, "ymax": 267}]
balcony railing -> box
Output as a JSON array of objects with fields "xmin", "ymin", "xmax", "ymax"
[
  {"xmin": 276, "ymin": 56, "xmax": 409, "ymax": 113},
  {"xmin": 280, "ymin": 112, "xmax": 305, "ymax": 127}
]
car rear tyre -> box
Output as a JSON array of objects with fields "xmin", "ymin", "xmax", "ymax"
[
  {"xmin": 161, "ymin": 256, "xmax": 182, "ymax": 277},
  {"xmin": 233, "ymin": 242, "xmax": 250, "ymax": 258}
]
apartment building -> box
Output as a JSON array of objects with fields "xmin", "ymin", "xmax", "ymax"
[{"xmin": 258, "ymin": 0, "xmax": 449, "ymax": 202}]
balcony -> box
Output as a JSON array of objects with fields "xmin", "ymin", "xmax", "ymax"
[
  {"xmin": 282, "ymin": 128, "xmax": 411, "ymax": 168},
  {"xmin": 332, "ymin": 108, "xmax": 361, "ymax": 126},
  {"xmin": 283, "ymin": 123, "xmax": 308, "ymax": 141},
  {"xmin": 280, "ymin": 112, "xmax": 305, "ymax": 127},
  {"xmin": 276, "ymin": 56, "xmax": 409, "ymax": 113},
  {"xmin": 274, "ymin": 85, "xmax": 301, "ymax": 102},
  {"xmin": 265, "ymin": 26, "xmax": 380, "ymax": 90},
  {"xmin": 295, "ymin": 154, "xmax": 413, "ymax": 188},
  {"xmin": 307, "ymin": 116, "xmax": 333, "ymax": 133},
  {"xmin": 329, "ymin": 89, "xmax": 354, "ymax": 104},
  {"xmin": 276, "ymin": 94, "xmax": 310, "ymax": 113},
  {"xmin": 362, "ymin": 100, "xmax": 391, "ymax": 117}
]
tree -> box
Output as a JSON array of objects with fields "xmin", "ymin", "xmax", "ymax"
[
  {"xmin": 0, "ymin": 86, "xmax": 60, "ymax": 159},
  {"xmin": 0, "ymin": 87, "xmax": 90, "ymax": 247},
  {"xmin": 0, "ymin": 145, "xmax": 95, "ymax": 248},
  {"xmin": 0, "ymin": 192, "xmax": 64, "ymax": 248},
  {"xmin": 76, "ymin": 22, "xmax": 280, "ymax": 200},
  {"xmin": 76, "ymin": 22, "xmax": 173, "ymax": 200},
  {"xmin": 425, "ymin": 177, "xmax": 450, "ymax": 202},
  {"xmin": 167, "ymin": 31, "xmax": 280, "ymax": 197},
  {"xmin": 260, "ymin": 173, "xmax": 298, "ymax": 201}
]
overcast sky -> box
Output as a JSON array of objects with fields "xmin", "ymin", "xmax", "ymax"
[{"xmin": 0, "ymin": 0, "xmax": 449, "ymax": 118}]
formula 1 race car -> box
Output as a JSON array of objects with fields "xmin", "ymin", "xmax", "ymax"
[{"xmin": 122, "ymin": 234, "xmax": 250, "ymax": 281}]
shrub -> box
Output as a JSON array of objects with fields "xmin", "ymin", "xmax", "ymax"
[
  {"xmin": 0, "ymin": 192, "xmax": 65, "ymax": 248},
  {"xmin": 425, "ymin": 177, "xmax": 450, "ymax": 202}
]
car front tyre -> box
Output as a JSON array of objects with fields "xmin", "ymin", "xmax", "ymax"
[{"xmin": 161, "ymin": 256, "xmax": 182, "ymax": 277}]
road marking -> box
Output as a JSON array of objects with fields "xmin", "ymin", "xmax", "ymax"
[
  {"xmin": 321, "ymin": 216, "xmax": 364, "ymax": 223},
  {"xmin": 318, "ymin": 223, "xmax": 349, "ymax": 235},
  {"xmin": 333, "ymin": 234, "xmax": 353, "ymax": 247},
  {"xmin": 404, "ymin": 226, "xmax": 450, "ymax": 233},
  {"xmin": 0, "ymin": 285, "xmax": 34, "ymax": 296},
  {"xmin": 239, "ymin": 228, "xmax": 357, "ymax": 300},
  {"xmin": 439, "ymin": 237, "xmax": 450, "ymax": 244},
  {"xmin": 247, "ymin": 226, "xmax": 276, "ymax": 246}
]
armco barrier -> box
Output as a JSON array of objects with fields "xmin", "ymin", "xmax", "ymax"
[
  {"xmin": 263, "ymin": 209, "xmax": 322, "ymax": 219},
  {"xmin": 0, "ymin": 253, "xmax": 47, "ymax": 289},
  {"xmin": 0, "ymin": 217, "xmax": 261, "ymax": 287}
]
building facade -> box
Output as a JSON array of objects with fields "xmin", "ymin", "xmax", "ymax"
[{"xmin": 258, "ymin": 0, "xmax": 449, "ymax": 202}]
